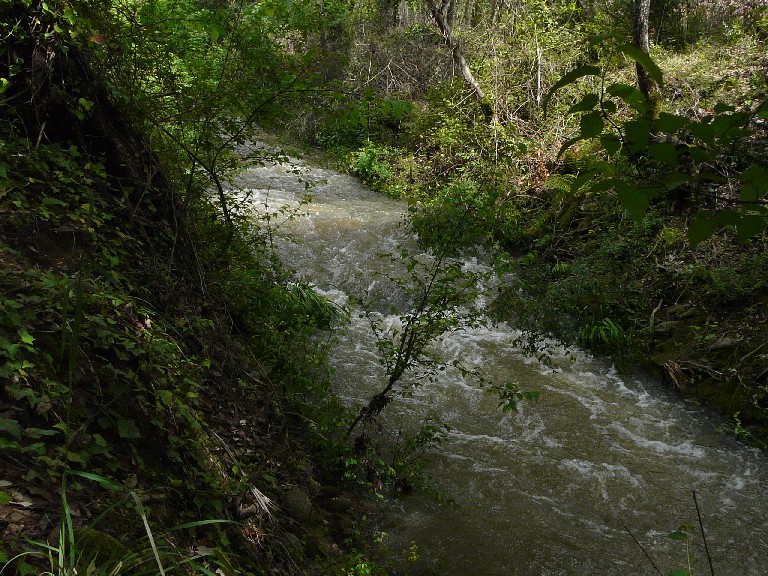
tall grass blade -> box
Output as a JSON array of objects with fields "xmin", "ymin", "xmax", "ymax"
[
  {"xmin": 61, "ymin": 473, "xmax": 76, "ymax": 572},
  {"xmin": 130, "ymin": 491, "xmax": 166, "ymax": 576}
]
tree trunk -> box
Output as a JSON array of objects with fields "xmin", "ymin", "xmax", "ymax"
[
  {"xmin": 378, "ymin": 0, "xmax": 400, "ymax": 29},
  {"xmin": 425, "ymin": 0, "xmax": 496, "ymax": 121},
  {"xmin": 633, "ymin": 0, "xmax": 661, "ymax": 117}
]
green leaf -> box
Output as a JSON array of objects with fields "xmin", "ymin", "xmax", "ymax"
[
  {"xmin": 117, "ymin": 419, "xmax": 141, "ymax": 439},
  {"xmin": 602, "ymin": 99, "xmax": 618, "ymax": 114},
  {"xmin": 737, "ymin": 214, "xmax": 767, "ymax": 241},
  {"xmin": 667, "ymin": 569, "xmax": 691, "ymax": 576},
  {"xmin": 688, "ymin": 211, "xmax": 718, "ymax": 246},
  {"xmin": 690, "ymin": 121, "xmax": 715, "ymax": 147},
  {"xmin": 557, "ymin": 135, "xmax": 586, "ymax": 158},
  {"xmin": 739, "ymin": 165, "xmax": 768, "ymax": 203},
  {"xmin": 67, "ymin": 470, "xmax": 122, "ymax": 490},
  {"xmin": 648, "ymin": 142, "xmax": 679, "ymax": 166},
  {"xmin": 62, "ymin": 6, "xmax": 77, "ymax": 24},
  {"xmin": 617, "ymin": 44, "xmax": 664, "ymax": 87},
  {"xmin": 66, "ymin": 451, "xmax": 84, "ymax": 463},
  {"xmin": 654, "ymin": 112, "xmax": 689, "ymax": 134},
  {"xmin": 24, "ymin": 427, "xmax": 59, "ymax": 439},
  {"xmin": 570, "ymin": 171, "xmax": 595, "ymax": 194},
  {"xmin": 756, "ymin": 99, "xmax": 768, "ymax": 120},
  {"xmin": 623, "ymin": 119, "xmax": 650, "ymax": 152},
  {"xmin": 695, "ymin": 170, "xmax": 726, "ymax": 185},
  {"xmin": 0, "ymin": 490, "xmax": 11, "ymax": 505},
  {"xmin": 664, "ymin": 172, "xmax": 690, "ymax": 191},
  {"xmin": 617, "ymin": 183, "xmax": 649, "ymax": 221},
  {"xmin": 606, "ymin": 83, "xmax": 647, "ymax": 113},
  {"xmin": 41, "ymin": 196, "xmax": 67, "ymax": 207},
  {"xmin": 712, "ymin": 112, "xmax": 750, "ymax": 139},
  {"xmin": 668, "ymin": 530, "xmax": 688, "ymax": 541},
  {"xmin": 580, "ymin": 111, "xmax": 604, "ymax": 138},
  {"xmin": 589, "ymin": 177, "xmax": 623, "ymax": 194},
  {"xmin": 688, "ymin": 147, "xmax": 714, "ymax": 163},
  {"xmin": 18, "ymin": 327, "xmax": 34, "ymax": 345},
  {"xmin": 568, "ymin": 93, "xmax": 599, "ymax": 114},
  {"xmin": 715, "ymin": 210, "xmax": 740, "ymax": 226},
  {"xmin": 544, "ymin": 65, "xmax": 602, "ymax": 112},
  {"xmin": 0, "ymin": 78, "xmax": 10, "ymax": 94},
  {"xmin": 714, "ymin": 103, "xmax": 736, "ymax": 114},
  {"xmin": 0, "ymin": 418, "xmax": 22, "ymax": 440},
  {"xmin": 600, "ymin": 134, "xmax": 622, "ymax": 156},
  {"xmin": 170, "ymin": 518, "xmax": 235, "ymax": 531}
]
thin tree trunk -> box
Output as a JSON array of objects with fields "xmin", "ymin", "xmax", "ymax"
[
  {"xmin": 425, "ymin": 0, "xmax": 496, "ymax": 121},
  {"xmin": 633, "ymin": 0, "xmax": 661, "ymax": 117}
]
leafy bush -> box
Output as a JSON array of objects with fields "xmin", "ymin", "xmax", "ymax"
[
  {"xmin": 409, "ymin": 179, "xmax": 498, "ymax": 252},
  {"xmin": 577, "ymin": 317, "xmax": 626, "ymax": 351},
  {"xmin": 348, "ymin": 142, "xmax": 396, "ymax": 192}
]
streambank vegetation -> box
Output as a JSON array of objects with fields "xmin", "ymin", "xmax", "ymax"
[
  {"xmin": 1, "ymin": 0, "xmax": 767, "ymax": 574},
  {"xmin": 0, "ymin": 0, "xmax": 387, "ymax": 573},
  {"xmin": 289, "ymin": 0, "xmax": 768, "ymax": 447}
]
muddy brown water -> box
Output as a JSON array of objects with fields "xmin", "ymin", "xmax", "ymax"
[{"xmin": 230, "ymin": 149, "xmax": 768, "ymax": 575}]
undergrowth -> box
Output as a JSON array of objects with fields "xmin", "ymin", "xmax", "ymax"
[
  {"xmin": 307, "ymin": 2, "xmax": 768, "ymax": 445},
  {"xmin": 0, "ymin": 1, "xmax": 380, "ymax": 573}
]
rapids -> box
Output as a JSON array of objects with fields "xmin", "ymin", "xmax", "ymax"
[{"xmin": 230, "ymin": 148, "xmax": 768, "ymax": 575}]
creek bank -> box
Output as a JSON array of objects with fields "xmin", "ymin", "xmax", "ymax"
[
  {"xmin": 308, "ymin": 137, "xmax": 768, "ymax": 449},
  {"xmin": 0, "ymin": 10, "xmax": 380, "ymax": 573},
  {"xmin": 504, "ymin": 228, "xmax": 768, "ymax": 447},
  {"xmin": 244, "ymin": 147, "xmax": 768, "ymax": 575}
]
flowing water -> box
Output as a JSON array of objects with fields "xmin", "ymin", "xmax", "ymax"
[{"xmin": 231, "ymin": 149, "xmax": 768, "ymax": 575}]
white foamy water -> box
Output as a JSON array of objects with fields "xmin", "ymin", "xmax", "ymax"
[{"xmin": 231, "ymin": 148, "xmax": 768, "ymax": 575}]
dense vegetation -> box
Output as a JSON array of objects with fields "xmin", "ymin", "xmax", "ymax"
[
  {"xmin": 288, "ymin": 0, "xmax": 768, "ymax": 446},
  {"xmin": 1, "ymin": 0, "xmax": 767, "ymax": 574},
  {"xmin": 0, "ymin": 0, "xmax": 379, "ymax": 573}
]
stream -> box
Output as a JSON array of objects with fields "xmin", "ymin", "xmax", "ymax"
[{"xmin": 230, "ymin": 147, "xmax": 768, "ymax": 575}]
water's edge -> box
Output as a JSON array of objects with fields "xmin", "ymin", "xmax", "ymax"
[{"xmin": 231, "ymin": 150, "xmax": 768, "ymax": 576}]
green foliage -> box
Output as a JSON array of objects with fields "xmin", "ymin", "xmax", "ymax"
[
  {"xmin": 319, "ymin": 94, "xmax": 414, "ymax": 151},
  {"xmin": 492, "ymin": 381, "xmax": 541, "ymax": 412},
  {"xmin": 626, "ymin": 491, "xmax": 720, "ymax": 576},
  {"xmin": 549, "ymin": 43, "xmax": 768, "ymax": 246},
  {"xmin": 2, "ymin": 471, "xmax": 237, "ymax": 575},
  {"xmin": 577, "ymin": 317, "xmax": 626, "ymax": 351},
  {"xmin": 502, "ymin": 213, "xmax": 660, "ymax": 350},
  {"xmin": 409, "ymin": 179, "xmax": 497, "ymax": 251},
  {"xmin": 62, "ymin": 0, "xmax": 350, "ymax": 230},
  {"xmin": 348, "ymin": 143, "xmax": 396, "ymax": 193},
  {"xmin": 356, "ymin": 243, "xmax": 487, "ymax": 419},
  {"xmin": 692, "ymin": 251, "xmax": 768, "ymax": 304},
  {"xmin": 286, "ymin": 281, "xmax": 348, "ymax": 330},
  {"xmin": 0, "ymin": 2, "xmax": 368, "ymax": 572}
]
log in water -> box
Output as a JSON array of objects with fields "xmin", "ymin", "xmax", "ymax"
[{"xmin": 231, "ymin": 149, "xmax": 768, "ymax": 575}]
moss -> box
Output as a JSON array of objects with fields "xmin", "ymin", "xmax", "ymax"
[{"xmin": 72, "ymin": 527, "xmax": 130, "ymax": 568}]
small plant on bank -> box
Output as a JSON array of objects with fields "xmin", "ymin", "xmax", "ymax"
[
  {"xmin": 342, "ymin": 207, "xmax": 539, "ymax": 492},
  {"xmin": 577, "ymin": 317, "xmax": 627, "ymax": 351},
  {"xmin": 346, "ymin": 240, "xmax": 486, "ymax": 437}
]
